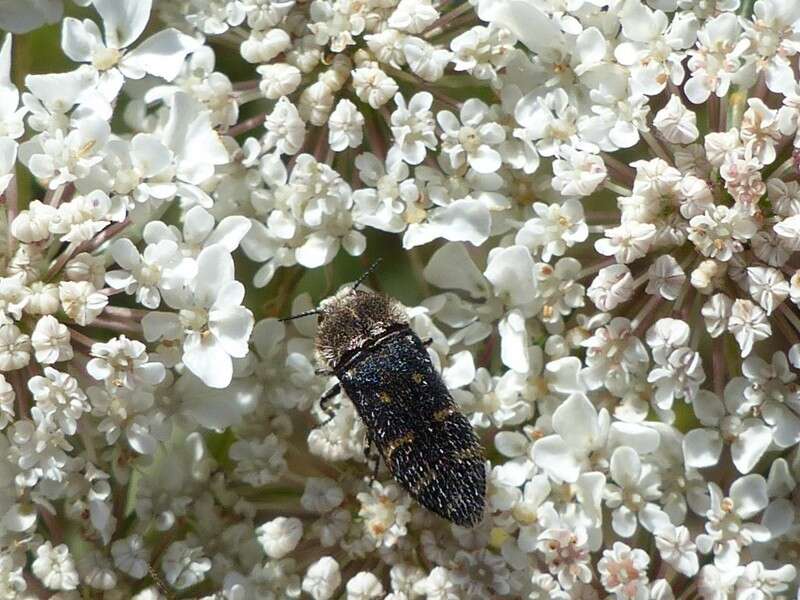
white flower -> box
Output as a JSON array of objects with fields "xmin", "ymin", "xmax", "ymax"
[
  {"xmin": 685, "ymin": 13, "xmax": 750, "ymax": 103},
  {"xmin": 0, "ymin": 552, "xmax": 25, "ymax": 597},
  {"xmin": 390, "ymin": 91, "xmax": 437, "ymax": 165},
  {"xmin": 484, "ymin": 245, "xmax": 537, "ymax": 308},
  {"xmin": 87, "ymin": 335, "xmax": 165, "ymax": 389},
  {"xmin": 696, "ymin": 475, "xmax": 771, "ymax": 568},
  {"xmin": 263, "ymin": 96, "xmax": 306, "ymax": 155},
  {"xmin": 727, "ymin": 299, "xmax": 771, "ymax": 357},
  {"xmin": 515, "ymin": 199, "xmax": 588, "ymax": 261},
  {"xmin": 596, "ymin": 221, "xmax": 656, "ymax": 264},
  {"xmin": 653, "ymin": 95, "xmax": 699, "ymax": 144},
  {"xmin": 346, "ymin": 571, "xmax": 384, "ymax": 600},
  {"xmin": 352, "ymin": 150, "xmax": 419, "ymax": 233},
  {"xmin": 357, "ymin": 481, "xmax": 412, "ymax": 548},
  {"xmin": 161, "ymin": 540, "xmax": 211, "ymax": 590},
  {"xmin": 32, "ymin": 542, "xmax": 79, "ymax": 591},
  {"xmin": 302, "ymin": 557, "xmax": 341, "ymax": 600},
  {"xmin": 62, "ymin": 0, "xmax": 201, "ymax": 83},
  {"xmin": 10, "ymin": 200, "xmax": 56, "ymax": 243},
  {"xmin": 0, "ymin": 323, "xmax": 31, "ymax": 371},
  {"xmin": 588, "ymin": 264, "xmax": 634, "ymax": 312},
  {"xmin": 58, "ymin": 280, "xmax": 108, "ymax": 326},
  {"xmin": 107, "ymin": 222, "xmax": 199, "ymax": 298},
  {"xmin": 0, "ymin": 273, "xmax": 29, "ymax": 323},
  {"xmin": 28, "ymin": 367, "xmax": 87, "ymax": 435},
  {"xmin": 412, "ymin": 566, "xmax": 458, "ymax": 600},
  {"xmin": 551, "ymin": 146, "xmax": 607, "ymax": 197},
  {"xmin": 241, "ymin": 28, "xmax": 290, "ymax": 63},
  {"xmin": 229, "ymin": 433, "xmax": 287, "ymax": 484},
  {"xmin": 162, "ymin": 91, "xmax": 229, "ymax": 186},
  {"xmin": 403, "ymin": 37, "xmax": 451, "ymax": 82},
  {"xmin": 683, "ymin": 390, "xmax": 772, "ymax": 474},
  {"xmin": 515, "ymin": 88, "xmax": 579, "ymax": 157},
  {"xmin": 533, "ymin": 392, "xmax": 657, "ymax": 483},
  {"xmin": 438, "ymin": 99, "xmax": 505, "ymax": 173},
  {"xmin": 388, "ymin": 0, "xmax": 438, "ymax": 34},
  {"xmin": 256, "ymin": 516, "xmax": 303, "ymax": 559},
  {"xmin": 691, "ymin": 260, "xmax": 726, "ymax": 295},
  {"xmin": 654, "ymin": 524, "xmax": 699, "ymax": 577},
  {"xmin": 689, "ymin": 206, "xmax": 757, "ymax": 262},
  {"xmin": 736, "ymin": 562, "xmax": 798, "ymax": 599},
  {"xmin": 746, "ymin": 266, "xmax": 789, "ymax": 315},
  {"xmin": 257, "ymin": 63, "xmax": 302, "ymax": 99},
  {"xmin": 111, "ymin": 534, "xmax": 150, "ymax": 579},
  {"xmin": 143, "ymin": 205, "xmax": 251, "ymax": 258},
  {"xmin": 536, "ymin": 517, "xmax": 593, "ymax": 590},
  {"xmin": 301, "ymin": 478, "xmax": 344, "ymax": 514},
  {"xmin": 450, "ymin": 24, "xmax": 514, "ymax": 83},
  {"xmin": 403, "ymin": 197, "xmax": 491, "ymax": 249},
  {"xmin": 327, "ymin": 98, "xmax": 363, "ymax": 151},
  {"xmin": 30, "ymin": 315, "xmax": 72, "ymax": 364},
  {"xmin": 616, "ymin": 2, "xmax": 697, "ymax": 96},
  {"xmin": 740, "ymin": 98, "xmax": 781, "ymax": 164},
  {"xmin": 0, "ymin": 373, "xmax": 14, "ymax": 429},
  {"xmin": 49, "ymin": 190, "xmax": 123, "ymax": 242},
  {"xmin": 352, "ymin": 66, "xmax": 398, "ymax": 109},
  {"xmin": 646, "ymin": 255, "xmax": 686, "ymax": 300},
  {"xmin": 144, "ymin": 244, "xmax": 254, "ymax": 388},
  {"xmin": 605, "ymin": 446, "xmax": 669, "ymax": 537},
  {"xmin": 597, "ymin": 542, "xmax": 650, "ymax": 599},
  {"xmin": 725, "ymin": 351, "xmax": 800, "ymax": 449},
  {"xmin": 20, "ymin": 116, "xmax": 110, "ymax": 188}
]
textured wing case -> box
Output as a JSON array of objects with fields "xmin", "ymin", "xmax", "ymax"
[{"xmin": 338, "ymin": 328, "xmax": 486, "ymax": 526}]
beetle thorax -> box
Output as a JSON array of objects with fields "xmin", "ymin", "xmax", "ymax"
[{"xmin": 314, "ymin": 288, "xmax": 408, "ymax": 370}]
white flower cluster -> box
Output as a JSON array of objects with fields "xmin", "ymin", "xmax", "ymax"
[{"xmin": 1, "ymin": 0, "xmax": 800, "ymax": 598}]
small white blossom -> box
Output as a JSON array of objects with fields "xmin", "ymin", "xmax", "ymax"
[{"xmin": 32, "ymin": 542, "xmax": 79, "ymax": 591}]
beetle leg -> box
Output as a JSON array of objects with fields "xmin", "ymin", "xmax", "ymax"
[
  {"xmin": 315, "ymin": 368, "xmax": 335, "ymax": 376},
  {"xmin": 422, "ymin": 338, "xmax": 433, "ymax": 347},
  {"xmin": 314, "ymin": 383, "xmax": 341, "ymax": 429}
]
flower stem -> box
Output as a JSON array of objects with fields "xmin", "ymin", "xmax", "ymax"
[
  {"xmin": 712, "ymin": 336, "xmax": 726, "ymax": 397},
  {"xmin": 90, "ymin": 315, "xmax": 143, "ymax": 336},
  {"xmin": 601, "ymin": 152, "xmax": 636, "ymax": 188},
  {"xmin": 632, "ymin": 294, "xmax": 664, "ymax": 334},
  {"xmin": 227, "ymin": 112, "xmax": 267, "ymax": 137},
  {"xmin": 642, "ymin": 131, "xmax": 673, "ymax": 165},
  {"xmin": 423, "ymin": 2, "xmax": 474, "ymax": 38},
  {"xmin": 603, "ymin": 180, "xmax": 631, "ymax": 197},
  {"xmin": 9, "ymin": 370, "xmax": 30, "ymax": 419}
]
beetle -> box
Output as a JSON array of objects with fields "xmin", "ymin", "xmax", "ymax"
[{"xmin": 282, "ymin": 261, "xmax": 485, "ymax": 527}]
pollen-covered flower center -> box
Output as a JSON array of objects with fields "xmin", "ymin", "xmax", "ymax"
[
  {"xmin": 92, "ymin": 46, "xmax": 122, "ymax": 71},
  {"xmin": 137, "ymin": 263, "xmax": 162, "ymax": 287},
  {"xmin": 458, "ymin": 126, "xmax": 482, "ymax": 153},
  {"xmin": 180, "ymin": 307, "xmax": 209, "ymax": 332}
]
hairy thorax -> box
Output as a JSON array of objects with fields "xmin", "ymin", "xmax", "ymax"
[{"xmin": 314, "ymin": 288, "xmax": 409, "ymax": 371}]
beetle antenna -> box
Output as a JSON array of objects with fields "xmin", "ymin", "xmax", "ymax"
[
  {"xmin": 279, "ymin": 308, "xmax": 320, "ymax": 322},
  {"xmin": 353, "ymin": 258, "xmax": 383, "ymax": 291}
]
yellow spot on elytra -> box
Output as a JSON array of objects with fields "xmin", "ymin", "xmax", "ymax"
[
  {"xmin": 379, "ymin": 392, "xmax": 392, "ymax": 404},
  {"xmin": 433, "ymin": 406, "xmax": 456, "ymax": 422},
  {"xmin": 453, "ymin": 445, "xmax": 483, "ymax": 462},
  {"xmin": 412, "ymin": 373, "xmax": 424, "ymax": 384},
  {"xmin": 384, "ymin": 432, "xmax": 414, "ymax": 462}
]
